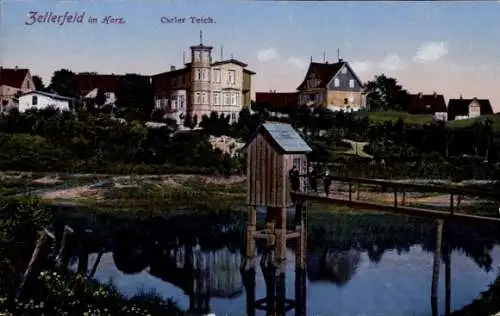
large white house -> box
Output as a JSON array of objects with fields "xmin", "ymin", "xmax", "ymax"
[
  {"xmin": 151, "ymin": 32, "xmax": 255, "ymax": 126},
  {"xmin": 18, "ymin": 91, "xmax": 75, "ymax": 112}
]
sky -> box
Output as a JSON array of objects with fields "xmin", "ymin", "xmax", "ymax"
[{"xmin": 1, "ymin": 0, "xmax": 500, "ymax": 111}]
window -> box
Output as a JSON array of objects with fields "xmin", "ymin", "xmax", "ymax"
[
  {"xmin": 171, "ymin": 77, "xmax": 177, "ymax": 85},
  {"xmin": 195, "ymin": 70, "xmax": 201, "ymax": 81},
  {"xmin": 231, "ymin": 93, "xmax": 236, "ymax": 106},
  {"xmin": 202, "ymin": 51, "xmax": 209, "ymax": 62},
  {"xmin": 171, "ymin": 99, "xmax": 177, "ymax": 110},
  {"xmin": 213, "ymin": 92, "xmax": 220, "ymax": 105},
  {"xmin": 231, "ymin": 113, "xmax": 237, "ymax": 122},
  {"xmin": 202, "ymin": 92, "xmax": 208, "ymax": 104},
  {"xmin": 202, "ymin": 69, "xmax": 209, "ymax": 81},
  {"xmin": 344, "ymin": 98, "xmax": 348, "ymax": 105},
  {"xmin": 194, "ymin": 51, "xmax": 201, "ymax": 62},
  {"xmin": 228, "ymin": 70, "xmax": 235, "ymax": 84},
  {"xmin": 236, "ymin": 93, "xmax": 240, "ymax": 106},
  {"xmin": 32, "ymin": 95, "xmax": 38, "ymax": 105},
  {"xmin": 224, "ymin": 93, "xmax": 231, "ymax": 106},
  {"xmin": 213, "ymin": 69, "xmax": 221, "ymax": 83},
  {"xmin": 334, "ymin": 78, "xmax": 340, "ymax": 87},
  {"xmin": 349, "ymin": 79, "xmax": 355, "ymax": 88},
  {"xmin": 195, "ymin": 93, "xmax": 201, "ymax": 104},
  {"xmin": 341, "ymin": 67, "xmax": 347, "ymax": 74},
  {"xmin": 179, "ymin": 95, "xmax": 185, "ymax": 109}
]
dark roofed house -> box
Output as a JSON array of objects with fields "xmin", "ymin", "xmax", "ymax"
[
  {"xmin": 408, "ymin": 92, "xmax": 447, "ymax": 120},
  {"xmin": 0, "ymin": 67, "xmax": 35, "ymax": 112},
  {"xmin": 296, "ymin": 58, "xmax": 366, "ymax": 112},
  {"xmin": 447, "ymin": 97, "xmax": 494, "ymax": 121},
  {"xmin": 74, "ymin": 73, "xmax": 122, "ymax": 96},
  {"xmin": 255, "ymin": 91, "xmax": 298, "ymax": 113}
]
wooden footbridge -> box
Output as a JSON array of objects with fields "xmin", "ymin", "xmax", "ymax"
[{"xmin": 241, "ymin": 122, "xmax": 500, "ymax": 316}]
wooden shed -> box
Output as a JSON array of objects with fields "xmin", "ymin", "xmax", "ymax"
[{"xmin": 244, "ymin": 122, "xmax": 312, "ymax": 208}]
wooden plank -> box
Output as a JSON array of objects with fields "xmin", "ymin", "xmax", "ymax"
[{"xmin": 290, "ymin": 192, "xmax": 500, "ymax": 224}]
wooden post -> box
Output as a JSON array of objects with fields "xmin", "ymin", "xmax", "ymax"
[
  {"xmin": 88, "ymin": 248, "xmax": 104, "ymax": 278},
  {"xmin": 394, "ymin": 188, "xmax": 398, "ymax": 208},
  {"xmin": 356, "ymin": 181, "xmax": 361, "ymax": 200},
  {"xmin": 245, "ymin": 206, "xmax": 257, "ymax": 270},
  {"xmin": 450, "ymin": 194, "xmax": 454, "ymax": 215},
  {"xmin": 348, "ymin": 179, "xmax": 352, "ymax": 202},
  {"xmin": 457, "ymin": 195, "xmax": 461, "ymax": 211},
  {"xmin": 431, "ymin": 219, "xmax": 443, "ymax": 316},
  {"xmin": 55, "ymin": 225, "xmax": 74, "ymax": 271},
  {"xmin": 17, "ymin": 229, "xmax": 55, "ymax": 300},
  {"xmin": 275, "ymin": 208, "xmax": 286, "ymax": 262},
  {"xmin": 445, "ymin": 243, "xmax": 451, "ymax": 316},
  {"xmin": 266, "ymin": 208, "xmax": 276, "ymax": 249},
  {"xmin": 295, "ymin": 268, "xmax": 307, "ymax": 316},
  {"xmin": 402, "ymin": 189, "xmax": 406, "ymax": 206},
  {"xmin": 77, "ymin": 229, "xmax": 93, "ymax": 275},
  {"xmin": 242, "ymin": 268, "xmax": 256, "ymax": 316}
]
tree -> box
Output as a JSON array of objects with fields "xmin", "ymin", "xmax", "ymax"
[
  {"xmin": 32, "ymin": 75, "xmax": 45, "ymax": 91},
  {"xmin": 48, "ymin": 69, "xmax": 77, "ymax": 97},
  {"xmin": 364, "ymin": 74, "xmax": 410, "ymax": 112},
  {"xmin": 115, "ymin": 74, "xmax": 154, "ymax": 121},
  {"xmin": 95, "ymin": 88, "xmax": 106, "ymax": 107}
]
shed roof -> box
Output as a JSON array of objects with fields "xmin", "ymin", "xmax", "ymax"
[{"xmin": 245, "ymin": 122, "xmax": 312, "ymax": 153}]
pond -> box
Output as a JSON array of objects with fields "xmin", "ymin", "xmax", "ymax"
[{"xmin": 65, "ymin": 210, "xmax": 500, "ymax": 316}]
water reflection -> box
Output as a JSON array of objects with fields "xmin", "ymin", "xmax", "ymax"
[{"xmin": 64, "ymin": 212, "xmax": 500, "ymax": 315}]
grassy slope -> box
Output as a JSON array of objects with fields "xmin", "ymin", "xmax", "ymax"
[
  {"xmin": 354, "ymin": 111, "xmax": 434, "ymax": 125},
  {"xmin": 447, "ymin": 113, "xmax": 500, "ymax": 132}
]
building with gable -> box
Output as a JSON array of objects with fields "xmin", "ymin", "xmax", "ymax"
[
  {"xmin": 0, "ymin": 67, "xmax": 35, "ymax": 112},
  {"xmin": 296, "ymin": 58, "xmax": 366, "ymax": 112}
]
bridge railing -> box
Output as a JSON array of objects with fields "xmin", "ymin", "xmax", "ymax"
[{"xmin": 292, "ymin": 166, "xmax": 500, "ymax": 218}]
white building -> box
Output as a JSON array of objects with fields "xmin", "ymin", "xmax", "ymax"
[
  {"xmin": 18, "ymin": 91, "xmax": 74, "ymax": 112},
  {"xmin": 151, "ymin": 31, "xmax": 255, "ymax": 127}
]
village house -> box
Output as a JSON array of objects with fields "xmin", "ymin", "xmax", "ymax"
[
  {"xmin": 408, "ymin": 92, "xmax": 448, "ymax": 120},
  {"xmin": 18, "ymin": 90, "xmax": 75, "ymax": 112},
  {"xmin": 151, "ymin": 31, "xmax": 255, "ymax": 126},
  {"xmin": 0, "ymin": 67, "xmax": 35, "ymax": 112},
  {"xmin": 255, "ymin": 91, "xmax": 299, "ymax": 113},
  {"xmin": 447, "ymin": 97, "xmax": 494, "ymax": 121},
  {"xmin": 296, "ymin": 57, "xmax": 366, "ymax": 112}
]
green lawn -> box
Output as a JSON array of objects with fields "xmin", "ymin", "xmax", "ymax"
[
  {"xmin": 447, "ymin": 114, "xmax": 500, "ymax": 132},
  {"xmin": 355, "ymin": 111, "xmax": 434, "ymax": 126}
]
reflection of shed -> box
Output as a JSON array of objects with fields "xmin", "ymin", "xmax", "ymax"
[{"xmin": 244, "ymin": 122, "xmax": 312, "ymax": 208}]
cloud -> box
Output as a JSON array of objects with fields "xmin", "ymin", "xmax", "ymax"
[
  {"xmin": 286, "ymin": 56, "xmax": 307, "ymax": 68},
  {"xmin": 413, "ymin": 41, "xmax": 449, "ymax": 63},
  {"xmin": 257, "ymin": 48, "xmax": 279, "ymax": 62},
  {"xmin": 379, "ymin": 54, "xmax": 405, "ymax": 71},
  {"xmin": 350, "ymin": 61, "xmax": 373, "ymax": 73}
]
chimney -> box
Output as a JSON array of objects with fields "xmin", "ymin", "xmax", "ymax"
[
  {"xmin": 433, "ymin": 91, "xmax": 437, "ymax": 98},
  {"xmin": 418, "ymin": 92, "xmax": 423, "ymax": 99},
  {"xmin": 170, "ymin": 65, "xmax": 176, "ymax": 71},
  {"xmin": 459, "ymin": 94, "xmax": 463, "ymax": 99},
  {"xmin": 14, "ymin": 65, "xmax": 18, "ymax": 70}
]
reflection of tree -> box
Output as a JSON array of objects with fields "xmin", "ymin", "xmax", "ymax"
[
  {"xmin": 307, "ymin": 213, "xmax": 500, "ymax": 272},
  {"xmin": 307, "ymin": 249, "xmax": 361, "ymax": 286}
]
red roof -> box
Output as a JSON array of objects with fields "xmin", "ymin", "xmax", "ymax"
[
  {"xmin": 255, "ymin": 92, "xmax": 298, "ymax": 111},
  {"xmin": 74, "ymin": 73, "xmax": 121, "ymax": 95},
  {"xmin": 297, "ymin": 62, "xmax": 345, "ymax": 90},
  {"xmin": 447, "ymin": 98, "xmax": 493, "ymax": 120},
  {"xmin": 0, "ymin": 68, "xmax": 29, "ymax": 88},
  {"xmin": 408, "ymin": 93, "xmax": 447, "ymax": 114}
]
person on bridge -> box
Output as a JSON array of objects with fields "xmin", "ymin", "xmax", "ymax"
[
  {"xmin": 323, "ymin": 169, "xmax": 332, "ymax": 197},
  {"xmin": 289, "ymin": 165, "xmax": 301, "ymax": 192},
  {"xmin": 308, "ymin": 165, "xmax": 318, "ymax": 193}
]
